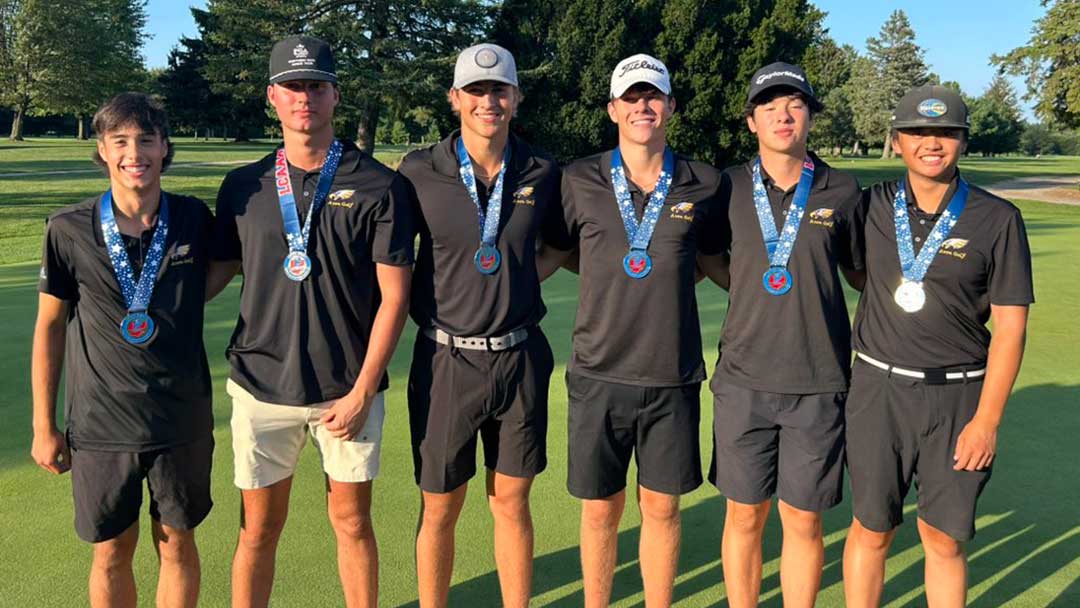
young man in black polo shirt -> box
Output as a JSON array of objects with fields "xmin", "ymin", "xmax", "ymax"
[
  {"xmin": 698, "ymin": 62, "xmax": 865, "ymax": 607},
  {"xmin": 31, "ymin": 93, "xmax": 213, "ymax": 608},
  {"xmin": 843, "ymin": 85, "xmax": 1032, "ymax": 608},
  {"xmin": 554, "ymin": 54, "xmax": 728, "ymax": 607},
  {"xmin": 208, "ymin": 36, "xmax": 413, "ymax": 608},
  {"xmin": 397, "ymin": 43, "xmax": 565, "ymax": 608}
]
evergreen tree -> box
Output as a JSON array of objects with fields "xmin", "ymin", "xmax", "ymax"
[
  {"xmin": 856, "ymin": 10, "xmax": 930, "ymax": 158},
  {"xmin": 803, "ymin": 39, "xmax": 857, "ymax": 155},
  {"xmin": 197, "ymin": 0, "xmax": 489, "ymax": 148},
  {"xmin": 968, "ymin": 75, "xmax": 1024, "ymax": 156},
  {"xmin": 994, "ymin": 0, "xmax": 1080, "ymax": 128}
]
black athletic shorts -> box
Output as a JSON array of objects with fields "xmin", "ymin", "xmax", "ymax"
[
  {"xmin": 71, "ymin": 435, "xmax": 214, "ymax": 543},
  {"xmin": 846, "ymin": 359, "xmax": 991, "ymax": 541},
  {"xmin": 566, "ymin": 372, "xmax": 702, "ymax": 499},
  {"xmin": 407, "ymin": 327, "xmax": 553, "ymax": 494},
  {"xmin": 709, "ymin": 380, "xmax": 846, "ymax": 512}
]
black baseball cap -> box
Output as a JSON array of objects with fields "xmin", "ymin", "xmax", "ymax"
[
  {"xmin": 891, "ymin": 84, "xmax": 970, "ymax": 130},
  {"xmin": 269, "ymin": 36, "xmax": 337, "ymax": 85},
  {"xmin": 746, "ymin": 62, "xmax": 822, "ymax": 110}
]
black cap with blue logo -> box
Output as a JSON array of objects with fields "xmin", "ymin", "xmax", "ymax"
[{"xmin": 891, "ymin": 84, "xmax": 969, "ymax": 130}]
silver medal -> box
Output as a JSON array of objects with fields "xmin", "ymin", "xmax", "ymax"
[{"xmin": 894, "ymin": 280, "xmax": 926, "ymax": 313}]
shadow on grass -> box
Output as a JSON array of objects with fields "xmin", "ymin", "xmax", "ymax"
[{"xmin": 391, "ymin": 382, "xmax": 1079, "ymax": 607}]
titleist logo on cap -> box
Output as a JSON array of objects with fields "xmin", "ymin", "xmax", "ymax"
[
  {"xmin": 755, "ymin": 70, "xmax": 806, "ymax": 85},
  {"xmin": 618, "ymin": 59, "xmax": 666, "ymax": 79}
]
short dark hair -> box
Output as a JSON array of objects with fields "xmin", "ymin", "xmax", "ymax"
[
  {"xmin": 92, "ymin": 92, "xmax": 175, "ymax": 172},
  {"xmin": 744, "ymin": 87, "xmax": 823, "ymax": 118}
]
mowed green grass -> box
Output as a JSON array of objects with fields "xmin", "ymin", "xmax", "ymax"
[{"xmin": 0, "ymin": 139, "xmax": 1078, "ymax": 606}]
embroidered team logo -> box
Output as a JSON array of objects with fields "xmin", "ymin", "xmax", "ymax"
[
  {"xmin": 170, "ymin": 243, "xmax": 194, "ymax": 266},
  {"xmin": 939, "ymin": 238, "xmax": 969, "ymax": 260},
  {"xmin": 327, "ymin": 189, "xmax": 356, "ymax": 208},
  {"xmin": 513, "ymin": 186, "xmax": 535, "ymax": 206},
  {"xmin": 670, "ymin": 201, "xmax": 695, "ymax": 221},
  {"xmin": 293, "ymin": 44, "xmax": 309, "ymax": 59},
  {"xmin": 39, "ymin": 266, "xmax": 47, "ymax": 280},
  {"xmin": 809, "ymin": 207, "xmax": 835, "ymax": 227}
]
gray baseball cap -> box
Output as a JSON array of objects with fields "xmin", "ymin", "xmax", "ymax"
[
  {"xmin": 269, "ymin": 36, "xmax": 336, "ymax": 84},
  {"xmin": 891, "ymin": 84, "xmax": 970, "ymax": 130},
  {"xmin": 453, "ymin": 43, "xmax": 518, "ymax": 89}
]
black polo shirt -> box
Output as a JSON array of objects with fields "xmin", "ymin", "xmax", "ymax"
[
  {"xmin": 212, "ymin": 140, "xmax": 414, "ymax": 406},
  {"xmin": 38, "ymin": 193, "xmax": 214, "ymax": 451},
  {"xmin": 715, "ymin": 154, "xmax": 864, "ymax": 394},
  {"xmin": 852, "ymin": 175, "xmax": 1034, "ymax": 369},
  {"xmin": 558, "ymin": 149, "xmax": 728, "ymax": 386},
  {"xmin": 397, "ymin": 132, "xmax": 565, "ymax": 337}
]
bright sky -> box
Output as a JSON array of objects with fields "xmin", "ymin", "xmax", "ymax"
[{"xmin": 142, "ymin": 1, "xmax": 1043, "ymax": 117}]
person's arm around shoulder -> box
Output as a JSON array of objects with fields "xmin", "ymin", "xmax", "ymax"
[
  {"xmin": 537, "ymin": 164, "xmax": 576, "ymax": 281},
  {"xmin": 31, "ymin": 293, "xmax": 71, "ymax": 474},
  {"xmin": 206, "ymin": 174, "xmax": 242, "ymax": 301},
  {"xmin": 838, "ymin": 180, "xmax": 870, "ymax": 292},
  {"xmin": 697, "ymin": 169, "xmax": 733, "ymax": 289}
]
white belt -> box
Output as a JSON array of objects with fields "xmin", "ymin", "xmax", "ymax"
[
  {"xmin": 855, "ymin": 352, "xmax": 985, "ymax": 383},
  {"xmin": 423, "ymin": 327, "xmax": 530, "ymax": 352}
]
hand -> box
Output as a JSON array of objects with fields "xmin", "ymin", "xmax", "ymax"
[
  {"xmin": 320, "ymin": 390, "xmax": 376, "ymax": 441},
  {"xmin": 953, "ymin": 417, "xmax": 998, "ymax": 471},
  {"xmin": 32, "ymin": 428, "xmax": 71, "ymax": 474}
]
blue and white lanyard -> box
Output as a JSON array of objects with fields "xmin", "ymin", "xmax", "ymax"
[
  {"xmin": 751, "ymin": 157, "xmax": 815, "ymax": 268},
  {"xmin": 275, "ymin": 139, "xmax": 343, "ymax": 254},
  {"xmin": 456, "ymin": 137, "xmax": 510, "ymax": 247},
  {"xmin": 99, "ymin": 190, "xmax": 170, "ymax": 314},
  {"xmin": 893, "ymin": 178, "xmax": 969, "ymax": 282},
  {"xmin": 610, "ymin": 147, "xmax": 675, "ymax": 250}
]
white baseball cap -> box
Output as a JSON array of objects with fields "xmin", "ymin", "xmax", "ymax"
[
  {"xmin": 610, "ymin": 54, "xmax": 671, "ymax": 99},
  {"xmin": 453, "ymin": 43, "xmax": 518, "ymax": 89}
]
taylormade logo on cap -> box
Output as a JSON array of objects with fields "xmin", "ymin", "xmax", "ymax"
[
  {"xmin": 610, "ymin": 53, "xmax": 672, "ymax": 99},
  {"xmin": 755, "ymin": 70, "xmax": 806, "ymax": 85}
]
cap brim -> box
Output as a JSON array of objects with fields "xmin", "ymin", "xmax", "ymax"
[
  {"xmin": 270, "ymin": 69, "xmax": 337, "ymax": 84},
  {"xmin": 611, "ymin": 79, "xmax": 672, "ymax": 99},
  {"xmin": 892, "ymin": 120, "xmax": 969, "ymax": 130},
  {"xmin": 453, "ymin": 74, "xmax": 518, "ymax": 89},
  {"xmin": 748, "ymin": 84, "xmax": 821, "ymax": 111}
]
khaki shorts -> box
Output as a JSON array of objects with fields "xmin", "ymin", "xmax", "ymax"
[{"xmin": 228, "ymin": 379, "xmax": 386, "ymax": 489}]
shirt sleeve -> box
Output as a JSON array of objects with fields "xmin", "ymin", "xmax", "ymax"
[
  {"xmin": 698, "ymin": 172, "xmax": 732, "ymax": 256},
  {"xmin": 836, "ymin": 179, "xmax": 868, "ymax": 272},
  {"xmin": 38, "ymin": 218, "xmax": 78, "ymax": 301},
  {"xmin": 540, "ymin": 166, "xmax": 575, "ymax": 251},
  {"xmin": 369, "ymin": 174, "xmax": 416, "ymax": 266},
  {"xmin": 211, "ymin": 173, "xmax": 242, "ymax": 262},
  {"xmin": 988, "ymin": 208, "xmax": 1035, "ymax": 306}
]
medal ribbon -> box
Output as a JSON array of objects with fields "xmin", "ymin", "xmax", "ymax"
[
  {"xmin": 893, "ymin": 178, "xmax": 969, "ymax": 282},
  {"xmin": 610, "ymin": 147, "xmax": 675, "ymax": 250},
  {"xmin": 751, "ymin": 157, "xmax": 815, "ymax": 269},
  {"xmin": 99, "ymin": 190, "xmax": 170, "ymax": 314},
  {"xmin": 275, "ymin": 139, "xmax": 343, "ymax": 254},
  {"xmin": 456, "ymin": 137, "xmax": 510, "ymax": 248}
]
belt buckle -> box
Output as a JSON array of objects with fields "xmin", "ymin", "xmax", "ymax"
[{"xmin": 923, "ymin": 368, "xmax": 947, "ymax": 385}]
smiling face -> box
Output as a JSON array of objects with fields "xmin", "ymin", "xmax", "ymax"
[
  {"xmin": 96, "ymin": 124, "xmax": 169, "ymax": 193},
  {"xmin": 449, "ymin": 80, "xmax": 519, "ymax": 140},
  {"xmin": 747, "ymin": 91, "xmax": 812, "ymax": 155},
  {"xmin": 607, "ymin": 83, "xmax": 675, "ymax": 147},
  {"xmin": 267, "ymin": 79, "xmax": 339, "ymax": 136},
  {"xmin": 892, "ymin": 127, "xmax": 966, "ymax": 181}
]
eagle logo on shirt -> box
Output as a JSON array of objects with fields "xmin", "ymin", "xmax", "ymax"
[
  {"xmin": 669, "ymin": 201, "xmax": 695, "ymax": 221},
  {"xmin": 809, "ymin": 207, "xmax": 835, "ymax": 228},
  {"xmin": 327, "ymin": 189, "xmax": 356, "ymax": 208},
  {"xmin": 170, "ymin": 243, "xmax": 194, "ymax": 266},
  {"xmin": 939, "ymin": 238, "xmax": 969, "ymax": 260},
  {"xmin": 513, "ymin": 186, "xmax": 535, "ymax": 206}
]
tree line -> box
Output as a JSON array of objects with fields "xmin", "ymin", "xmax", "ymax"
[{"xmin": 2, "ymin": 0, "xmax": 1078, "ymax": 166}]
